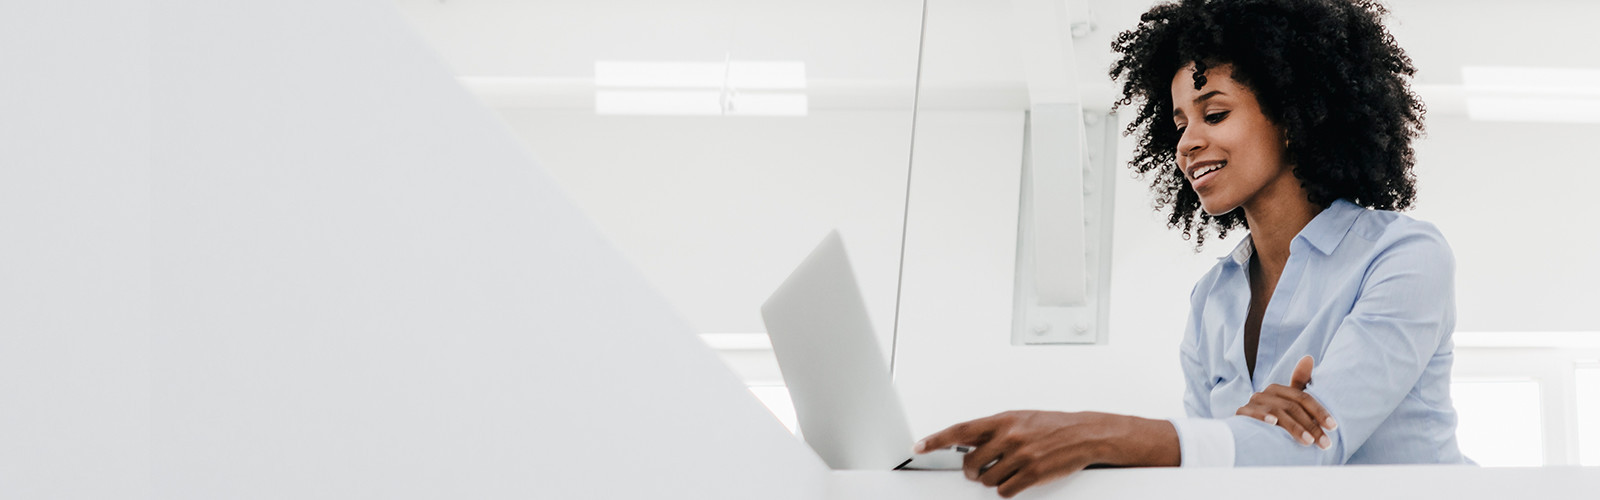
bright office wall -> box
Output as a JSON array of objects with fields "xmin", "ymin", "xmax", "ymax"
[
  {"xmin": 1406, "ymin": 117, "xmax": 1600, "ymax": 332},
  {"xmin": 0, "ymin": 2, "xmax": 153, "ymax": 498},
  {"xmin": 396, "ymin": 0, "xmax": 926, "ymax": 365},
  {"xmin": 494, "ymin": 108, "xmax": 913, "ymax": 355}
]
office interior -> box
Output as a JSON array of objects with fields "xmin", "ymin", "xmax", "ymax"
[{"xmin": 4, "ymin": 0, "xmax": 1596, "ymax": 498}]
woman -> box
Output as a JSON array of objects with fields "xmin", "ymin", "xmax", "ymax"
[{"xmin": 913, "ymin": 0, "xmax": 1469, "ymax": 497}]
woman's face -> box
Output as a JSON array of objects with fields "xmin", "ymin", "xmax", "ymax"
[{"xmin": 1170, "ymin": 63, "xmax": 1293, "ymax": 216}]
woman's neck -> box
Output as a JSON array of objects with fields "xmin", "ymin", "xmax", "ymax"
[{"xmin": 1241, "ymin": 173, "xmax": 1321, "ymax": 273}]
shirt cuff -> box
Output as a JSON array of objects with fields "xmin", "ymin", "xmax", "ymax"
[{"xmin": 1168, "ymin": 418, "xmax": 1235, "ymax": 467}]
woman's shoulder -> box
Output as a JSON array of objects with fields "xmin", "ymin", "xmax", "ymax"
[
  {"xmin": 1342, "ymin": 201, "xmax": 1455, "ymax": 273},
  {"xmin": 1187, "ymin": 238, "xmax": 1248, "ymax": 306}
]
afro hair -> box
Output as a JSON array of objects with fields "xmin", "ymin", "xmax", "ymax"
[{"xmin": 1109, "ymin": 0, "xmax": 1425, "ymax": 249}]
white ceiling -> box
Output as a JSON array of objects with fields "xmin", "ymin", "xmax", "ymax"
[{"xmin": 394, "ymin": 0, "xmax": 1600, "ymax": 94}]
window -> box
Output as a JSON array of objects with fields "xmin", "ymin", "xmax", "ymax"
[
  {"xmin": 1451, "ymin": 379, "xmax": 1545, "ymax": 466},
  {"xmin": 1577, "ymin": 365, "xmax": 1600, "ymax": 466}
]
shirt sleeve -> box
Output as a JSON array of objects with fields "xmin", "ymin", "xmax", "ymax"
[
  {"xmin": 1228, "ymin": 222, "xmax": 1457, "ymax": 466},
  {"xmin": 1170, "ymin": 418, "xmax": 1235, "ymax": 467},
  {"xmin": 1172, "ymin": 281, "xmax": 1237, "ymax": 467}
]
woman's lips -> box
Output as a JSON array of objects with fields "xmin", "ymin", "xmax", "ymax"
[{"xmin": 1191, "ymin": 162, "xmax": 1225, "ymax": 190}]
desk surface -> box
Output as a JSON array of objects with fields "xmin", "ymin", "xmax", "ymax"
[{"xmin": 831, "ymin": 465, "xmax": 1600, "ymax": 500}]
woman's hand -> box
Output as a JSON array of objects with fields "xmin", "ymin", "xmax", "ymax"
[
  {"xmin": 1235, "ymin": 355, "xmax": 1338, "ymax": 449},
  {"xmin": 913, "ymin": 411, "xmax": 1177, "ymax": 498}
]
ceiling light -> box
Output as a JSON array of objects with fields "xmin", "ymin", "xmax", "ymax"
[
  {"xmin": 1462, "ymin": 66, "xmax": 1600, "ymax": 123},
  {"xmin": 595, "ymin": 90, "xmax": 723, "ymax": 116},
  {"xmin": 595, "ymin": 62, "xmax": 726, "ymax": 89},
  {"xmin": 726, "ymin": 61, "xmax": 807, "ymax": 90},
  {"xmin": 593, "ymin": 60, "xmax": 808, "ymax": 117}
]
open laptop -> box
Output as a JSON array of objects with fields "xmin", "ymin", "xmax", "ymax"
[{"xmin": 760, "ymin": 230, "xmax": 968, "ymax": 470}]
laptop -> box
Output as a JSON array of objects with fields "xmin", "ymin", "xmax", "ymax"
[{"xmin": 760, "ymin": 230, "xmax": 968, "ymax": 470}]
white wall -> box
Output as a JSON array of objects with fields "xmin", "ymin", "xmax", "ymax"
[
  {"xmin": 0, "ymin": 2, "xmax": 152, "ymax": 498},
  {"xmin": 1407, "ymin": 116, "xmax": 1600, "ymax": 332},
  {"xmin": 397, "ymin": 0, "xmax": 927, "ymax": 363},
  {"xmin": 494, "ymin": 108, "xmax": 913, "ymax": 353}
]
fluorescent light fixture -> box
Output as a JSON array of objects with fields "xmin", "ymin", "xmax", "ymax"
[
  {"xmin": 596, "ymin": 61, "xmax": 806, "ymax": 90},
  {"xmin": 725, "ymin": 93, "xmax": 808, "ymax": 116},
  {"xmin": 1462, "ymin": 66, "xmax": 1600, "ymax": 96},
  {"xmin": 1462, "ymin": 66, "xmax": 1600, "ymax": 123},
  {"xmin": 595, "ymin": 90, "xmax": 723, "ymax": 116},
  {"xmin": 726, "ymin": 61, "xmax": 807, "ymax": 90},
  {"xmin": 595, "ymin": 90, "xmax": 809, "ymax": 116},
  {"xmin": 595, "ymin": 61, "xmax": 727, "ymax": 89},
  {"xmin": 1466, "ymin": 97, "xmax": 1600, "ymax": 124},
  {"xmin": 1454, "ymin": 331, "xmax": 1600, "ymax": 349},
  {"xmin": 698, "ymin": 333, "xmax": 773, "ymax": 351},
  {"xmin": 593, "ymin": 60, "xmax": 807, "ymax": 116}
]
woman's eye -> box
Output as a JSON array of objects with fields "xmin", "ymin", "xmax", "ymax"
[
  {"xmin": 1204, "ymin": 111, "xmax": 1229, "ymax": 124},
  {"xmin": 1176, "ymin": 125, "xmax": 1187, "ymax": 135}
]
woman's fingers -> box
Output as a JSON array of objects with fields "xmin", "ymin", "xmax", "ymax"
[
  {"xmin": 976, "ymin": 450, "xmax": 1024, "ymax": 488},
  {"xmin": 1266, "ymin": 383, "xmax": 1337, "ymax": 431},
  {"xmin": 1264, "ymin": 404, "xmax": 1316, "ymax": 446},
  {"xmin": 996, "ymin": 469, "xmax": 1041, "ymax": 499},
  {"xmin": 926, "ymin": 410, "xmax": 1117, "ymax": 496},
  {"xmin": 916, "ymin": 418, "xmax": 994, "ymax": 454},
  {"xmin": 1284, "ymin": 355, "xmax": 1339, "ymax": 431},
  {"xmin": 1291, "ymin": 355, "xmax": 1315, "ymax": 390},
  {"xmin": 963, "ymin": 438, "xmax": 1009, "ymax": 481},
  {"xmin": 1270, "ymin": 387, "xmax": 1321, "ymax": 441},
  {"xmin": 1234, "ymin": 358, "xmax": 1339, "ymax": 450},
  {"xmin": 1244, "ymin": 391, "xmax": 1326, "ymax": 448},
  {"xmin": 1234, "ymin": 405, "xmax": 1278, "ymax": 426},
  {"xmin": 997, "ymin": 461, "xmax": 1084, "ymax": 499}
]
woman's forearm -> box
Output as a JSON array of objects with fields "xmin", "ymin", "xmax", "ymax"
[{"xmin": 1103, "ymin": 415, "xmax": 1182, "ymax": 467}]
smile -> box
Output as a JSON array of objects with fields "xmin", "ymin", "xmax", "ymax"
[
  {"xmin": 1192, "ymin": 161, "xmax": 1225, "ymax": 180},
  {"xmin": 1188, "ymin": 160, "xmax": 1226, "ymax": 190}
]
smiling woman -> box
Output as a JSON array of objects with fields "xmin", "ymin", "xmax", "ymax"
[
  {"xmin": 913, "ymin": 0, "xmax": 1468, "ymax": 497},
  {"xmin": 1111, "ymin": 0, "xmax": 1426, "ymax": 249},
  {"xmin": 1169, "ymin": 64, "xmax": 1294, "ymax": 220}
]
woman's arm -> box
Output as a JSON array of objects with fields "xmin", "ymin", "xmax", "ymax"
[
  {"xmin": 914, "ymin": 411, "xmax": 1180, "ymax": 498},
  {"xmin": 917, "ymin": 220, "xmax": 1457, "ymax": 496},
  {"xmin": 1162, "ymin": 221, "xmax": 1457, "ymax": 467},
  {"xmin": 1235, "ymin": 224, "xmax": 1455, "ymax": 465},
  {"xmin": 1234, "ymin": 355, "xmax": 1338, "ymax": 449}
]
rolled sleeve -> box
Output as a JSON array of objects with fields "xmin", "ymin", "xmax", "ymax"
[
  {"xmin": 1175, "ymin": 281, "xmax": 1236, "ymax": 467},
  {"xmin": 1170, "ymin": 417, "xmax": 1235, "ymax": 467}
]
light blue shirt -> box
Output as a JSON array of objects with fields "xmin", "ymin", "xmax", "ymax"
[{"xmin": 1168, "ymin": 199, "xmax": 1471, "ymax": 467}]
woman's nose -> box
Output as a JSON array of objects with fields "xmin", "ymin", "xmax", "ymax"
[{"xmin": 1177, "ymin": 128, "xmax": 1205, "ymax": 157}]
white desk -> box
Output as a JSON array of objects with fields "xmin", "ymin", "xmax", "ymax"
[{"xmin": 830, "ymin": 465, "xmax": 1599, "ymax": 499}]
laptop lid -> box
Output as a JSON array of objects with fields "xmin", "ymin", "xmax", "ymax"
[{"xmin": 760, "ymin": 230, "xmax": 913, "ymax": 470}]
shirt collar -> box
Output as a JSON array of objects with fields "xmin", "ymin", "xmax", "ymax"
[
  {"xmin": 1221, "ymin": 199, "xmax": 1363, "ymax": 266},
  {"xmin": 1225, "ymin": 234, "xmax": 1254, "ymax": 266},
  {"xmin": 1298, "ymin": 198, "xmax": 1364, "ymax": 255}
]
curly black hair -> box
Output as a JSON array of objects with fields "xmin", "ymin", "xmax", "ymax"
[{"xmin": 1109, "ymin": 0, "xmax": 1425, "ymax": 249}]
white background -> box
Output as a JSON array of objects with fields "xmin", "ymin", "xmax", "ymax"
[{"xmin": 393, "ymin": 0, "xmax": 1600, "ymax": 465}]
